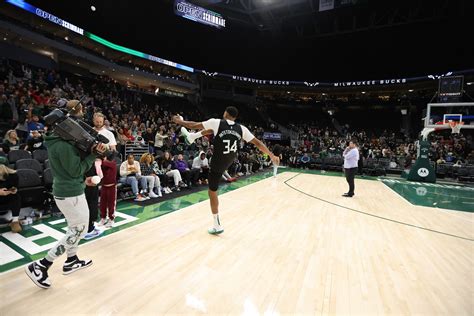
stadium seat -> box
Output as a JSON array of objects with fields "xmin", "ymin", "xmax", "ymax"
[
  {"xmin": 8, "ymin": 150, "xmax": 31, "ymax": 164},
  {"xmin": 436, "ymin": 163, "xmax": 447, "ymax": 178},
  {"xmin": 313, "ymin": 157, "xmax": 322, "ymax": 169},
  {"xmin": 458, "ymin": 167, "xmax": 474, "ymax": 182},
  {"xmin": 16, "ymin": 169, "xmax": 45, "ymax": 208},
  {"xmin": 468, "ymin": 168, "xmax": 474, "ymax": 182},
  {"xmin": 379, "ymin": 158, "xmax": 390, "ymax": 168},
  {"xmin": 43, "ymin": 168, "xmax": 53, "ymax": 190},
  {"xmin": 364, "ymin": 158, "xmax": 386, "ymax": 176},
  {"xmin": 15, "ymin": 159, "xmax": 43, "ymax": 176},
  {"xmin": 32, "ymin": 149, "xmax": 49, "ymax": 164}
]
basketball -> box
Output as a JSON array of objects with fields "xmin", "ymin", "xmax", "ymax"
[{"xmin": 91, "ymin": 176, "xmax": 101, "ymax": 185}]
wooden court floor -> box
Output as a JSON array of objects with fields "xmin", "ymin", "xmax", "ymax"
[{"xmin": 1, "ymin": 172, "xmax": 473, "ymax": 315}]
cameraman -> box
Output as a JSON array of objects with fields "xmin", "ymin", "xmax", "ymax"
[{"xmin": 25, "ymin": 100, "xmax": 107, "ymax": 289}]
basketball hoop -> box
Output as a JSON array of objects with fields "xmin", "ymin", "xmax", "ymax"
[{"xmin": 448, "ymin": 121, "xmax": 464, "ymax": 134}]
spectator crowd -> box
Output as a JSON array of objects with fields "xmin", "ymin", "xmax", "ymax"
[
  {"xmin": 1, "ymin": 58, "xmax": 473, "ymax": 235},
  {"xmin": 284, "ymin": 122, "xmax": 473, "ymax": 171},
  {"xmin": 0, "ymin": 59, "xmax": 274, "ymax": 234}
]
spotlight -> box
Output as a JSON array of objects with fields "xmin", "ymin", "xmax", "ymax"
[{"xmin": 91, "ymin": 5, "xmax": 96, "ymax": 11}]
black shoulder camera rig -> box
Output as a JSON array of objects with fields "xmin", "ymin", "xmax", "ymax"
[{"xmin": 44, "ymin": 97, "xmax": 110, "ymax": 154}]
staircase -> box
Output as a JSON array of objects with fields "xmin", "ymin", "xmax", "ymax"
[{"xmin": 331, "ymin": 117, "xmax": 344, "ymax": 135}]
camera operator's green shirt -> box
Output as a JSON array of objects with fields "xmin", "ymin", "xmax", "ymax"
[{"xmin": 45, "ymin": 135, "xmax": 97, "ymax": 198}]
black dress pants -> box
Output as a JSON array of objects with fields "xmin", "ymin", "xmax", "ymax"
[{"xmin": 344, "ymin": 167, "xmax": 357, "ymax": 196}]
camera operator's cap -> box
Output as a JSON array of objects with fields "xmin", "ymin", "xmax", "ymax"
[{"xmin": 0, "ymin": 156, "xmax": 8, "ymax": 166}]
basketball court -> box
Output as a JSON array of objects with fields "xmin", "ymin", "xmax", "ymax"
[{"xmin": 1, "ymin": 171, "xmax": 472, "ymax": 315}]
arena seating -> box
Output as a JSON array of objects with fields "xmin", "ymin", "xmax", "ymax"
[
  {"xmin": 32, "ymin": 149, "xmax": 49, "ymax": 164},
  {"xmin": 8, "ymin": 150, "xmax": 31, "ymax": 166},
  {"xmin": 1, "ymin": 57, "xmax": 473, "ymax": 227},
  {"xmin": 15, "ymin": 159, "xmax": 43, "ymax": 176},
  {"xmin": 16, "ymin": 169, "xmax": 44, "ymax": 208}
]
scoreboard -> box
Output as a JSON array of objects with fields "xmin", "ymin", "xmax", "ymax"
[
  {"xmin": 175, "ymin": 0, "xmax": 226, "ymax": 29},
  {"xmin": 439, "ymin": 76, "xmax": 464, "ymax": 102}
]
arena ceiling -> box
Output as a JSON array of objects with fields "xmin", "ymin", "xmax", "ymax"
[{"xmin": 5, "ymin": 0, "xmax": 474, "ymax": 81}]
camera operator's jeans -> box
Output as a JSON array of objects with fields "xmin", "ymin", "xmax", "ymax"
[
  {"xmin": 46, "ymin": 194, "xmax": 89, "ymax": 262},
  {"xmin": 120, "ymin": 176, "xmax": 147, "ymax": 195}
]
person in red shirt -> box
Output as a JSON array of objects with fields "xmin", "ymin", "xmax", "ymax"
[{"xmin": 99, "ymin": 153, "xmax": 118, "ymax": 228}]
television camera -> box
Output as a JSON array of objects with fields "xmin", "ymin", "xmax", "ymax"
[{"xmin": 44, "ymin": 97, "xmax": 110, "ymax": 155}]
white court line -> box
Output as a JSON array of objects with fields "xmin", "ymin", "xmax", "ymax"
[
  {"xmin": 378, "ymin": 179, "xmax": 474, "ymax": 222},
  {"xmin": 0, "ymin": 174, "xmax": 283, "ymax": 276}
]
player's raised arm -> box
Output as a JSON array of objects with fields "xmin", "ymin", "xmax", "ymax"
[{"xmin": 172, "ymin": 115, "xmax": 205, "ymax": 130}]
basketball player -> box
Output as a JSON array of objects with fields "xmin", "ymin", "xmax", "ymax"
[{"xmin": 172, "ymin": 106, "xmax": 278, "ymax": 234}]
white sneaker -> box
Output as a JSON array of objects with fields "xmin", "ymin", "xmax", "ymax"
[
  {"xmin": 105, "ymin": 219, "xmax": 114, "ymax": 228},
  {"xmin": 164, "ymin": 187, "xmax": 171, "ymax": 194},
  {"xmin": 208, "ymin": 226, "xmax": 224, "ymax": 235},
  {"xmin": 99, "ymin": 218, "xmax": 108, "ymax": 226},
  {"xmin": 25, "ymin": 261, "xmax": 51, "ymax": 289},
  {"xmin": 134, "ymin": 194, "xmax": 147, "ymax": 202},
  {"xmin": 83, "ymin": 227, "xmax": 103, "ymax": 240},
  {"xmin": 149, "ymin": 191, "xmax": 159, "ymax": 198},
  {"xmin": 157, "ymin": 189, "xmax": 163, "ymax": 197}
]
